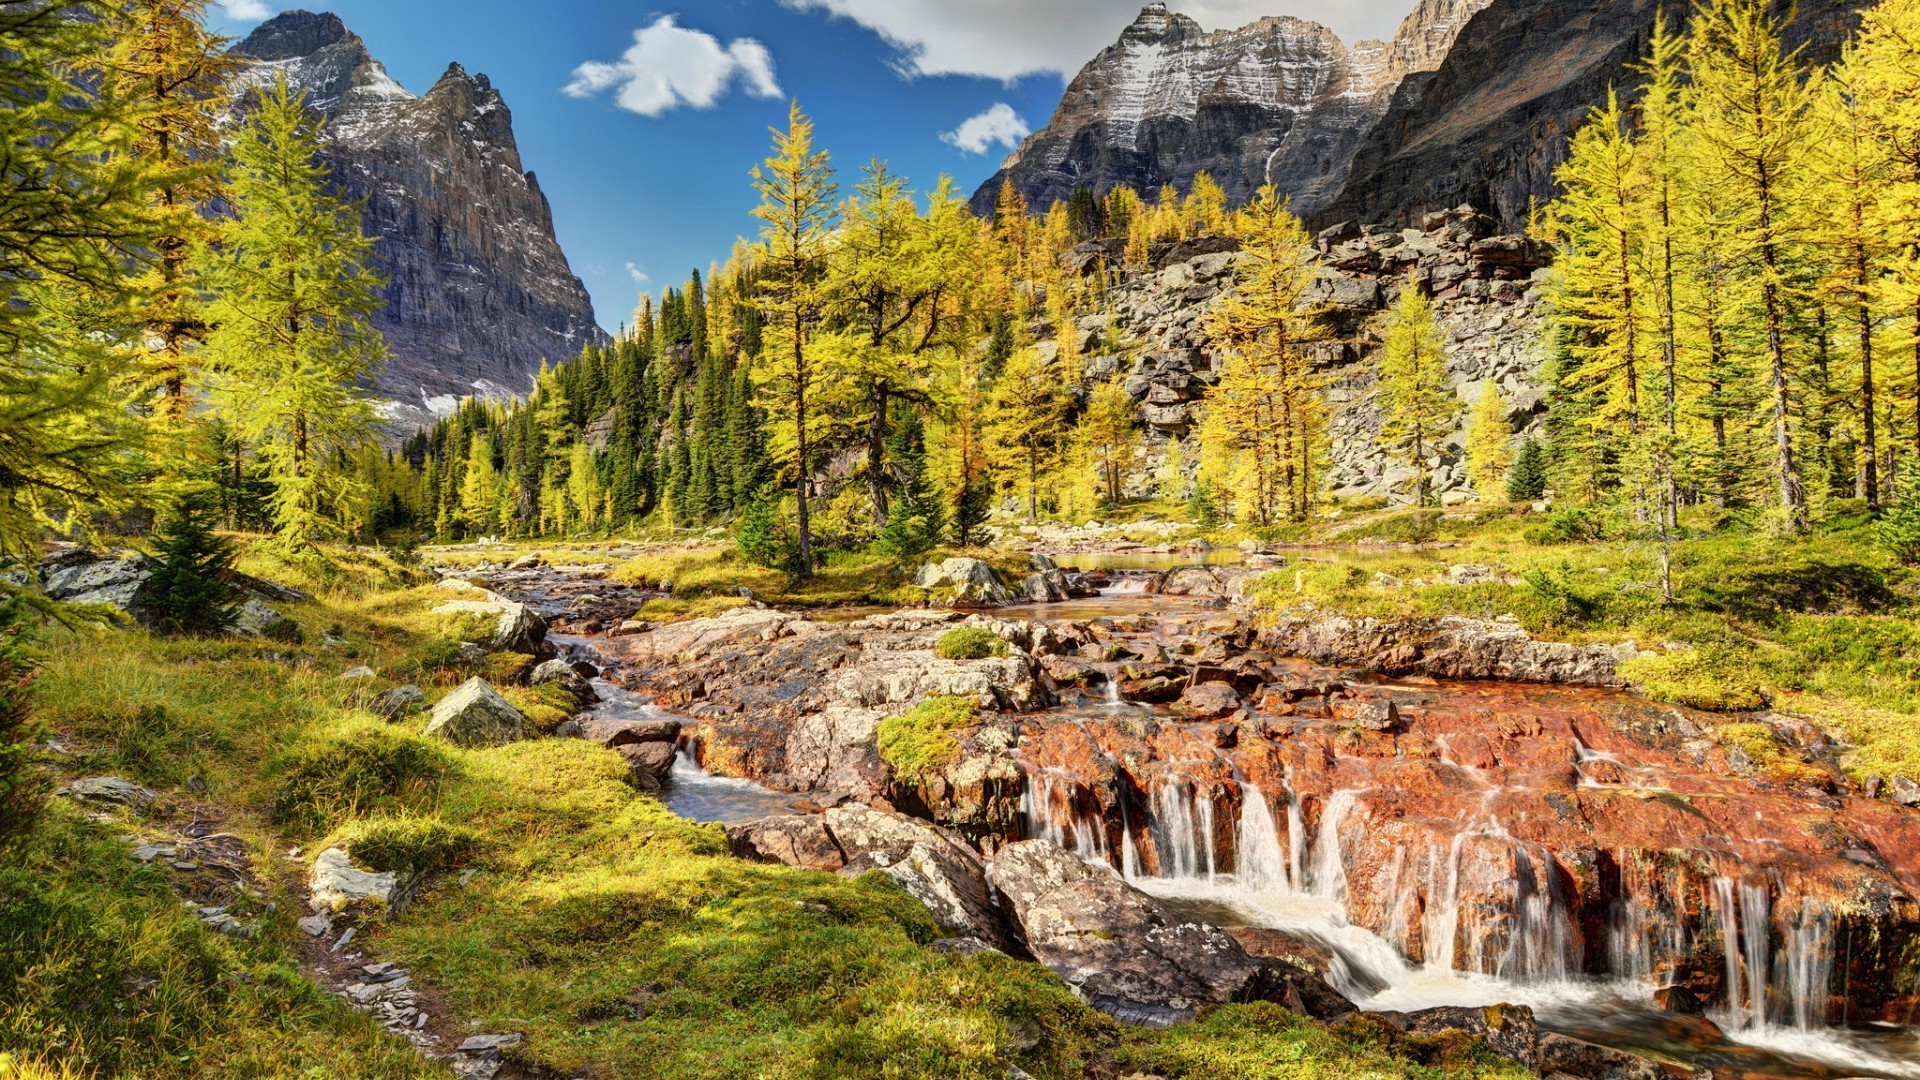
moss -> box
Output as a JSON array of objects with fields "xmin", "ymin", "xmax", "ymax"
[
  {"xmin": 1621, "ymin": 650, "xmax": 1768, "ymax": 712},
  {"xmin": 935, "ymin": 627, "xmax": 1008, "ymax": 661},
  {"xmin": 268, "ymin": 725, "xmax": 455, "ymax": 835},
  {"xmin": 334, "ymin": 816, "xmax": 480, "ymax": 875},
  {"xmin": 877, "ymin": 696, "xmax": 978, "ymax": 780},
  {"xmin": 483, "ymin": 651, "xmax": 535, "ymax": 686}
]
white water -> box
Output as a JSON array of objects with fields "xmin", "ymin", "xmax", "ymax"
[{"xmin": 1041, "ymin": 774, "xmax": 1920, "ymax": 1079}]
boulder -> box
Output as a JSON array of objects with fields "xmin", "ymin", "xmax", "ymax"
[
  {"xmin": 1375, "ymin": 1005, "xmax": 1541, "ymax": 1069},
  {"xmin": 310, "ymin": 846, "xmax": 399, "ymax": 913},
  {"xmin": 41, "ymin": 554, "xmax": 153, "ymax": 609},
  {"xmin": 1537, "ymin": 1033, "xmax": 1664, "ymax": 1080},
  {"xmin": 368, "ymin": 684, "xmax": 425, "ymax": 720},
  {"xmin": 530, "ymin": 658, "xmax": 598, "ymax": 706},
  {"xmin": 490, "ymin": 599, "xmax": 549, "ymax": 655},
  {"xmin": 61, "ymin": 776, "xmax": 157, "ymax": 807},
  {"xmin": 914, "ymin": 558, "xmax": 1013, "ymax": 608},
  {"xmin": 231, "ymin": 597, "xmax": 294, "ymax": 639},
  {"xmin": 986, "ymin": 839, "xmax": 1268, "ymax": 1024},
  {"xmin": 576, "ymin": 715, "xmax": 681, "ymax": 748},
  {"xmin": 1255, "ymin": 615, "xmax": 1640, "ymax": 687},
  {"xmin": 615, "ymin": 740, "xmax": 676, "ymax": 792},
  {"xmin": 824, "ymin": 805, "xmax": 1012, "ymax": 950},
  {"xmin": 423, "ymin": 677, "xmax": 526, "ymax": 748},
  {"xmin": 831, "ymin": 652, "xmax": 1045, "ymax": 712},
  {"xmin": 1892, "ymin": 775, "xmax": 1920, "ymax": 807},
  {"xmin": 1017, "ymin": 570, "xmax": 1071, "ymax": 603},
  {"xmin": 728, "ymin": 814, "xmax": 846, "ymax": 871}
]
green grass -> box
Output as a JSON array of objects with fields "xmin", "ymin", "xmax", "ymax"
[
  {"xmin": 877, "ymin": 696, "xmax": 979, "ymax": 781},
  {"xmin": 609, "ymin": 544, "xmax": 1032, "ymax": 610},
  {"xmin": 5, "ymin": 544, "xmax": 1531, "ymax": 1078}
]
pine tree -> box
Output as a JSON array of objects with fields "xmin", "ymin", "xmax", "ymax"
[
  {"xmin": 1632, "ymin": 13, "xmax": 1689, "ymax": 523},
  {"xmin": 144, "ymin": 495, "xmax": 239, "ymax": 636},
  {"xmin": 197, "ymin": 78, "xmax": 385, "ymax": 546},
  {"xmin": 747, "ymin": 102, "xmax": 836, "ymax": 577},
  {"xmin": 1199, "ymin": 187, "xmax": 1330, "ymax": 524},
  {"xmin": 1465, "ymin": 380, "xmax": 1514, "ymax": 499},
  {"xmin": 1376, "ymin": 277, "xmax": 1458, "ymax": 506},
  {"xmin": 984, "ymin": 345, "xmax": 1071, "ymax": 520},
  {"xmin": 1081, "ymin": 380, "xmax": 1139, "ymax": 508},
  {"xmin": 458, "ymin": 434, "xmax": 496, "ymax": 537},
  {"xmin": 1507, "ymin": 439, "xmax": 1549, "ymax": 502},
  {"xmin": 0, "ymin": 1, "xmax": 152, "ymax": 563}
]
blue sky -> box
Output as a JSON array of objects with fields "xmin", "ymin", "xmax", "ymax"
[{"xmin": 207, "ymin": 0, "xmax": 1415, "ymax": 332}]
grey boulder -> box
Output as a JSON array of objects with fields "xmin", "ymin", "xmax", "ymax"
[
  {"xmin": 913, "ymin": 558, "xmax": 1012, "ymax": 607},
  {"xmin": 424, "ymin": 678, "xmax": 526, "ymax": 748}
]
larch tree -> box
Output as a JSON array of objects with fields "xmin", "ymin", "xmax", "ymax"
[
  {"xmin": 195, "ymin": 78, "xmax": 385, "ymax": 546},
  {"xmin": 1465, "ymin": 380, "xmax": 1514, "ymax": 498},
  {"xmin": 1080, "ymin": 380, "xmax": 1139, "ymax": 508},
  {"xmin": 1199, "ymin": 187, "xmax": 1330, "ymax": 524},
  {"xmin": 984, "ymin": 345, "xmax": 1071, "ymax": 520},
  {"xmin": 747, "ymin": 102, "xmax": 837, "ymax": 577},
  {"xmin": 1376, "ymin": 276, "xmax": 1458, "ymax": 506},
  {"xmin": 458, "ymin": 434, "xmax": 498, "ymax": 537},
  {"xmin": 1632, "ymin": 13, "xmax": 1688, "ymax": 523},
  {"xmin": 1686, "ymin": 0, "xmax": 1816, "ymax": 531},
  {"xmin": 102, "ymin": 0, "xmax": 238, "ymax": 434}
]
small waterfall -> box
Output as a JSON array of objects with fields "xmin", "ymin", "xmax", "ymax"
[
  {"xmin": 1741, "ymin": 880, "xmax": 1773, "ymax": 1028},
  {"xmin": 1021, "ymin": 772, "xmax": 1067, "ymax": 848},
  {"xmin": 1425, "ymin": 834, "xmax": 1467, "ymax": 972},
  {"xmin": 1152, "ymin": 776, "xmax": 1214, "ymax": 882},
  {"xmin": 1306, "ymin": 790, "xmax": 1357, "ymax": 903},
  {"xmin": 1785, "ymin": 896, "xmax": 1834, "ymax": 1031},
  {"xmin": 1234, "ymin": 783, "xmax": 1290, "ymax": 893},
  {"xmin": 1711, "ymin": 876, "xmax": 1835, "ymax": 1032},
  {"xmin": 1281, "ymin": 768, "xmax": 1307, "ymax": 892},
  {"xmin": 1498, "ymin": 844, "xmax": 1573, "ymax": 982}
]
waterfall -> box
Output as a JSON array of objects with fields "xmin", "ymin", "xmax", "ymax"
[
  {"xmin": 1281, "ymin": 768, "xmax": 1306, "ymax": 892},
  {"xmin": 1741, "ymin": 880, "xmax": 1773, "ymax": 1028},
  {"xmin": 1153, "ymin": 777, "xmax": 1206, "ymax": 881},
  {"xmin": 1711, "ymin": 876, "xmax": 1836, "ymax": 1032},
  {"xmin": 1307, "ymin": 790, "xmax": 1357, "ymax": 903},
  {"xmin": 1234, "ymin": 782, "xmax": 1290, "ymax": 893},
  {"xmin": 1785, "ymin": 896, "xmax": 1834, "ymax": 1031},
  {"xmin": 1498, "ymin": 844, "xmax": 1573, "ymax": 982}
]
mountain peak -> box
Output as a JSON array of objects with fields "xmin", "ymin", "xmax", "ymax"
[
  {"xmin": 231, "ymin": 10, "xmax": 355, "ymax": 61},
  {"xmin": 1121, "ymin": 3, "xmax": 1198, "ymax": 43}
]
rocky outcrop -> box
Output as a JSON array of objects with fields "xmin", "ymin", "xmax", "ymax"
[
  {"xmin": 1319, "ymin": 0, "xmax": 1866, "ymax": 231},
  {"xmin": 33, "ymin": 548, "xmax": 297, "ymax": 637},
  {"xmin": 973, "ymin": 0, "xmax": 1493, "ymax": 220},
  {"xmin": 231, "ymin": 12, "xmax": 606, "ymax": 428},
  {"xmin": 986, "ymin": 839, "xmax": 1272, "ymax": 1024},
  {"xmin": 912, "ymin": 557, "xmax": 1013, "ymax": 607},
  {"xmin": 1254, "ymin": 613, "xmax": 1642, "ymax": 686}
]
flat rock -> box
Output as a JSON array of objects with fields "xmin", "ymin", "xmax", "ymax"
[
  {"xmin": 62, "ymin": 777, "xmax": 157, "ymax": 807},
  {"xmin": 576, "ymin": 715, "xmax": 681, "ymax": 747},
  {"xmin": 310, "ymin": 847, "xmax": 398, "ymax": 913},
  {"xmin": 727, "ymin": 814, "xmax": 846, "ymax": 871}
]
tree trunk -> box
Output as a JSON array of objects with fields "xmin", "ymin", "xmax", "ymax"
[
  {"xmin": 1860, "ymin": 269, "xmax": 1879, "ymax": 511},
  {"xmin": 867, "ymin": 381, "xmax": 890, "ymax": 527},
  {"xmin": 792, "ymin": 316, "xmax": 812, "ymax": 578}
]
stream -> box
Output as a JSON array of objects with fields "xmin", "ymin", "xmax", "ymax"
[{"xmin": 534, "ymin": 556, "xmax": 1920, "ymax": 1080}]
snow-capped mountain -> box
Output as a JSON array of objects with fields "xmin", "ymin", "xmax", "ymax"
[
  {"xmin": 970, "ymin": 0, "xmax": 1492, "ymax": 220},
  {"xmin": 231, "ymin": 12, "xmax": 607, "ymax": 427}
]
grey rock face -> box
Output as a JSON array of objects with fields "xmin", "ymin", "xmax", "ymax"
[
  {"xmin": 1255, "ymin": 614, "xmax": 1642, "ymax": 686},
  {"xmin": 230, "ymin": 13, "xmax": 606, "ymax": 429},
  {"xmin": 913, "ymin": 558, "xmax": 1013, "ymax": 608},
  {"xmin": 424, "ymin": 677, "xmax": 526, "ymax": 747},
  {"xmin": 986, "ymin": 838, "xmax": 1268, "ymax": 1023}
]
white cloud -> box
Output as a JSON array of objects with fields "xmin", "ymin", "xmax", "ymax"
[
  {"xmin": 779, "ymin": 0, "xmax": 1416, "ymax": 83},
  {"xmin": 218, "ymin": 0, "xmax": 272, "ymax": 22},
  {"xmin": 564, "ymin": 16, "xmax": 783, "ymax": 118},
  {"xmin": 625, "ymin": 263, "xmax": 651, "ymax": 284},
  {"xmin": 941, "ymin": 103, "xmax": 1030, "ymax": 155}
]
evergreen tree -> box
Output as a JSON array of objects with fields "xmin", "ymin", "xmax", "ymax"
[
  {"xmin": 144, "ymin": 496, "xmax": 239, "ymax": 636},
  {"xmin": 1507, "ymin": 439, "xmax": 1549, "ymax": 503},
  {"xmin": 984, "ymin": 345, "xmax": 1071, "ymax": 520},
  {"xmin": 1081, "ymin": 380, "xmax": 1139, "ymax": 508},
  {"xmin": 1376, "ymin": 277, "xmax": 1458, "ymax": 506},
  {"xmin": 196, "ymin": 78, "xmax": 385, "ymax": 546},
  {"xmin": 747, "ymin": 103, "xmax": 837, "ymax": 577}
]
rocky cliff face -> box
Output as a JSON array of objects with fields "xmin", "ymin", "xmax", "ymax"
[
  {"xmin": 971, "ymin": 0, "xmax": 1491, "ymax": 219},
  {"xmin": 1318, "ymin": 0, "xmax": 1867, "ymax": 230},
  {"xmin": 232, "ymin": 12, "xmax": 606, "ymax": 426}
]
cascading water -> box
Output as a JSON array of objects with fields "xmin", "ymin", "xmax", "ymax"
[{"xmin": 1233, "ymin": 782, "xmax": 1290, "ymax": 894}]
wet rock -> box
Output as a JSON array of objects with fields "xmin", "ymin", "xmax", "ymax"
[
  {"xmin": 986, "ymin": 839, "xmax": 1268, "ymax": 1024},
  {"xmin": 1172, "ymin": 682, "xmax": 1242, "ymax": 720},
  {"xmin": 1651, "ymin": 984, "xmax": 1704, "ymax": 1015},
  {"xmin": 1017, "ymin": 570, "xmax": 1072, "ymax": 603},
  {"xmin": 368, "ymin": 684, "xmax": 425, "ymax": 720},
  {"xmin": 913, "ymin": 558, "xmax": 1013, "ymax": 608},
  {"xmin": 1375, "ymin": 1004, "xmax": 1541, "ymax": 1069},
  {"xmin": 310, "ymin": 847, "xmax": 398, "ymax": 913},
  {"xmin": 424, "ymin": 677, "xmax": 526, "ymax": 748},
  {"xmin": 1537, "ymin": 1032, "xmax": 1663, "ymax": 1080},
  {"xmin": 529, "ymin": 658, "xmax": 597, "ymax": 706},
  {"xmin": 727, "ymin": 814, "xmax": 846, "ymax": 871},
  {"xmin": 615, "ymin": 741, "xmax": 676, "ymax": 792}
]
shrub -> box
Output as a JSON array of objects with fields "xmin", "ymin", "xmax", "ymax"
[
  {"xmin": 1620, "ymin": 650, "xmax": 1768, "ymax": 712},
  {"xmin": 876, "ymin": 696, "xmax": 978, "ymax": 780},
  {"xmin": 269, "ymin": 727, "xmax": 455, "ymax": 834},
  {"xmin": 1187, "ymin": 482, "xmax": 1222, "ymax": 529},
  {"xmin": 337, "ymin": 816, "xmax": 478, "ymax": 875},
  {"xmin": 0, "ymin": 600, "xmax": 46, "ymax": 851},
  {"xmin": 735, "ymin": 493, "xmax": 790, "ymax": 571},
  {"xmin": 935, "ymin": 627, "xmax": 1007, "ymax": 661},
  {"xmin": 143, "ymin": 497, "xmax": 240, "ymax": 636}
]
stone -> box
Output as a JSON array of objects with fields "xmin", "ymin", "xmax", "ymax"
[
  {"xmin": 823, "ymin": 805, "xmax": 1012, "ymax": 950},
  {"xmin": 1536, "ymin": 1033, "xmax": 1663, "ymax": 1080},
  {"xmin": 1651, "ymin": 984, "xmax": 1704, "ymax": 1015},
  {"xmin": 310, "ymin": 847, "xmax": 398, "ymax": 912},
  {"xmin": 1351, "ymin": 699, "xmax": 1402, "ymax": 733},
  {"xmin": 615, "ymin": 740, "xmax": 676, "ymax": 791},
  {"xmin": 986, "ymin": 839, "xmax": 1268, "ymax": 1023},
  {"xmin": 61, "ymin": 777, "xmax": 157, "ymax": 807},
  {"xmin": 231, "ymin": 597, "xmax": 294, "ymax": 639},
  {"xmin": 456, "ymin": 1033, "xmax": 523, "ymax": 1053},
  {"xmin": 297, "ymin": 914, "xmax": 333, "ymax": 936},
  {"xmin": 529, "ymin": 658, "xmax": 597, "ymax": 706},
  {"xmin": 1255, "ymin": 614, "xmax": 1638, "ymax": 686},
  {"xmin": 1172, "ymin": 682, "xmax": 1242, "ymax": 720},
  {"xmin": 424, "ymin": 677, "xmax": 527, "ymax": 748},
  {"xmin": 339, "ymin": 666, "xmax": 376, "ymax": 680},
  {"xmin": 490, "ymin": 599, "xmax": 548, "ymax": 655},
  {"xmin": 368, "ymin": 684, "xmax": 425, "ymax": 720},
  {"xmin": 1376, "ymin": 1005, "xmax": 1542, "ymax": 1070},
  {"xmin": 576, "ymin": 715, "xmax": 681, "ymax": 748},
  {"xmin": 913, "ymin": 558, "xmax": 1013, "ymax": 607},
  {"xmin": 1892, "ymin": 775, "xmax": 1920, "ymax": 807},
  {"xmin": 1448, "ymin": 563, "xmax": 1507, "ymax": 585},
  {"xmin": 1016, "ymin": 570, "xmax": 1071, "ymax": 603},
  {"xmin": 728, "ymin": 814, "xmax": 846, "ymax": 871},
  {"xmin": 1029, "ymin": 553, "xmax": 1060, "ymax": 572}
]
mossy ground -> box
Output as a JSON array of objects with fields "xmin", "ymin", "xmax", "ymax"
[{"xmin": 4, "ymin": 541, "xmax": 1525, "ymax": 1078}]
